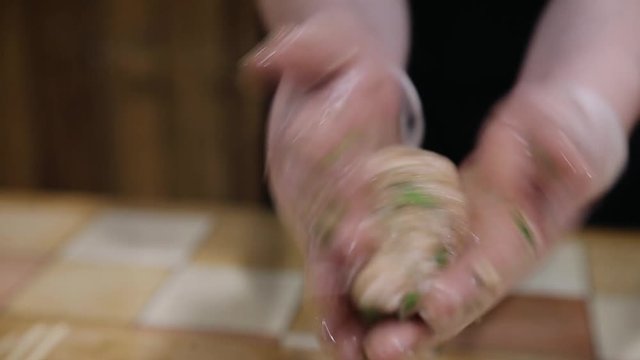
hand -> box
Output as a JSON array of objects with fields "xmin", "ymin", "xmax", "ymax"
[
  {"xmin": 243, "ymin": 11, "xmax": 423, "ymax": 359},
  {"xmin": 367, "ymin": 0, "xmax": 639, "ymax": 355}
]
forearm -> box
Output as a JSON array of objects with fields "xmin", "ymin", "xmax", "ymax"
[
  {"xmin": 256, "ymin": 0, "xmax": 410, "ymax": 66},
  {"xmin": 518, "ymin": 0, "xmax": 640, "ymax": 133}
]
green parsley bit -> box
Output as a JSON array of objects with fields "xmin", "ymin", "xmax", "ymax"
[
  {"xmin": 513, "ymin": 210, "xmax": 535, "ymax": 249},
  {"xmin": 396, "ymin": 184, "xmax": 437, "ymax": 208},
  {"xmin": 435, "ymin": 247, "xmax": 449, "ymax": 268},
  {"xmin": 359, "ymin": 308, "xmax": 384, "ymax": 326},
  {"xmin": 399, "ymin": 292, "xmax": 420, "ymax": 320}
]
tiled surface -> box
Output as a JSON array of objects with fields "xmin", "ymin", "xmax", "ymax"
[
  {"xmin": 0, "ymin": 198, "xmax": 93, "ymax": 256},
  {"xmin": 64, "ymin": 208, "xmax": 212, "ymax": 268},
  {"xmin": 140, "ymin": 265, "xmax": 302, "ymax": 336},
  {"xmin": 7, "ymin": 261, "xmax": 167, "ymax": 324},
  {"xmin": 0, "ymin": 193, "xmax": 639, "ymax": 359},
  {"xmin": 194, "ymin": 206, "xmax": 303, "ymax": 269},
  {"xmin": 515, "ymin": 240, "xmax": 589, "ymax": 298}
]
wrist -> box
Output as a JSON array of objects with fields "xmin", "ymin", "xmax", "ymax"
[{"xmin": 506, "ymin": 83, "xmax": 628, "ymax": 198}]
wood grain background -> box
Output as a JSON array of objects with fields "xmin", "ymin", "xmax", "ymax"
[{"xmin": 0, "ymin": 0, "xmax": 266, "ymax": 203}]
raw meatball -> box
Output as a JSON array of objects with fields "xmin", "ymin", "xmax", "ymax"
[{"xmin": 351, "ymin": 146, "xmax": 468, "ymax": 319}]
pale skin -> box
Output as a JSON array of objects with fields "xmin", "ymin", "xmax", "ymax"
[{"xmin": 245, "ymin": 1, "xmax": 640, "ymax": 359}]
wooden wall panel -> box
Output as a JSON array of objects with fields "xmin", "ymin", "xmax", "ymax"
[
  {"xmin": 25, "ymin": 0, "xmax": 113, "ymax": 192},
  {"xmin": 0, "ymin": 0, "xmax": 37, "ymax": 187},
  {"xmin": 0, "ymin": 0, "xmax": 266, "ymax": 203},
  {"xmin": 104, "ymin": 0, "xmax": 171, "ymax": 197}
]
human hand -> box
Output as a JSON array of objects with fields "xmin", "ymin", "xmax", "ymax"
[
  {"xmin": 243, "ymin": 10, "xmax": 425, "ymax": 359},
  {"xmin": 365, "ymin": 0, "xmax": 640, "ymax": 355}
]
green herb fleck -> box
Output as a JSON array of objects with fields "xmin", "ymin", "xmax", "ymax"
[
  {"xmin": 399, "ymin": 292, "xmax": 420, "ymax": 319},
  {"xmin": 359, "ymin": 308, "xmax": 383, "ymax": 326},
  {"xmin": 435, "ymin": 247, "xmax": 449, "ymax": 268},
  {"xmin": 513, "ymin": 210, "xmax": 535, "ymax": 249},
  {"xmin": 395, "ymin": 184, "xmax": 437, "ymax": 208}
]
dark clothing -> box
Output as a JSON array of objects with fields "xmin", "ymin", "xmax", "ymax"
[{"xmin": 408, "ymin": 1, "xmax": 640, "ymax": 227}]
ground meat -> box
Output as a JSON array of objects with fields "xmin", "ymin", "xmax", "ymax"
[{"xmin": 350, "ymin": 146, "xmax": 468, "ymax": 319}]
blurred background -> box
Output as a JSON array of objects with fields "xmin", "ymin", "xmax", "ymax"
[
  {"xmin": 1, "ymin": 0, "xmax": 637, "ymax": 227},
  {"xmin": 0, "ymin": 0, "xmax": 267, "ymax": 204},
  {"xmin": 408, "ymin": 1, "xmax": 640, "ymax": 228}
]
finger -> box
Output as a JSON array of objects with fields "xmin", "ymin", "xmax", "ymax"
[
  {"xmin": 364, "ymin": 321, "xmax": 428, "ymax": 360},
  {"xmin": 240, "ymin": 11, "xmax": 373, "ymax": 88},
  {"xmin": 306, "ymin": 254, "xmax": 366, "ymax": 360}
]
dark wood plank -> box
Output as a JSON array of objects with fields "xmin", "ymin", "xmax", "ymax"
[
  {"xmin": 24, "ymin": 0, "xmax": 113, "ymax": 192},
  {"xmin": 448, "ymin": 295, "xmax": 595, "ymax": 360}
]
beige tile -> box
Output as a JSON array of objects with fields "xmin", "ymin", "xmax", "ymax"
[
  {"xmin": 63, "ymin": 208, "xmax": 213, "ymax": 268},
  {"xmin": 515, "ymin": 239, "xmax": 589, "ymax": 298},
  {"xmin": 139, "ymin": 265, "xmax": 302, "ymax": 336},
  {"xmin": 7, "ymin": 261, "xmax": 167, "ymax": 324},
  {"xmin": 583, "ymin": 229, "xmax": 640, "ymax": 295},
  {"xmin": 0, "ymin": 197, "xmax": 95, "ymax": 256},
  {"xmin": 590, "ymin": 294, "xmax": 640, "ymax": 360},
  {"xmin": 0, "ymin": 317, "xmax": 280, "ymax": 360},
  {"xmin": 194, "ymin": 206, "xmax": 303, "ymax": 269}
]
